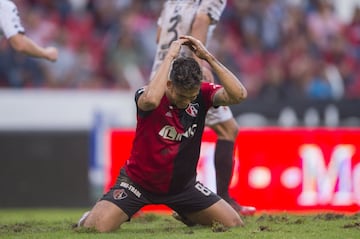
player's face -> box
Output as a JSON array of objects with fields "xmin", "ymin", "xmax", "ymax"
[{"xmin": 168, "ymin": 84, "xmax": 200, "ymax": 109}]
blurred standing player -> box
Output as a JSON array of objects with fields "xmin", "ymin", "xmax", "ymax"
[
  {"xmin": 151, "ymin": 0, "xmax": 255, "ymax": 215},
  {"xmin": 0, "ymin": 0, "xmax": 58, "ymax": 61}
]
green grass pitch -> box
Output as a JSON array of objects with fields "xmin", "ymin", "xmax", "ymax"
[{"xmin": 0, "ymin": 208, "xmax": 359, "ymax": 239}]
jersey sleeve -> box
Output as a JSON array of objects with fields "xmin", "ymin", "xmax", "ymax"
[
  {"xmin": 201, "ymin": 82, "xmax": 222, "ymax": 109},
  {"xmin": 134, "ymin": 87, "xmax": 153, "ymax": 118},
  {"xmin": 197, "ymin": 0, "xmax": 227, "ymax": 25},
  {"xmin": 0, "ymin": 0, "xmax": 25, "ymax": 38},
  {"xmin": 135, "ymin": 87, "xmax": 145, "ymax": 103}
]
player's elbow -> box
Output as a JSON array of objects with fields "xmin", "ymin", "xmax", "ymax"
[
  {"xmin": 138, "ymin": 96, "xmax": 160, "ymax": 111},
  {"xmin": 233, "ymin": 88, "xmax": 248, "ymax": 104},
  {"xmin": 144, "ymin": 100, "xmax": 160, "ymax": 110},
  {"xmin": 239, "ymin": 88, "xmax": 248, "ymax": 101}
]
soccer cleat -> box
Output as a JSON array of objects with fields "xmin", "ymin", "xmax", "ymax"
[
  {"xmin": 226, "ymin": 198, "xmax": 256, "ymax": 216},
  {"xmin": 238, "ymin": 205, "xmax": 257, "ymax": 216},
  {"xmin": 76, "ymin": 211, "xmax": 90, "ymax": 227}
]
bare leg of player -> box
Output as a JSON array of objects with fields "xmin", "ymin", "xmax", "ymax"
[
  {"xmin": 78, "ymin": 200, "xmax": 129, "ymax": 232},
  {"xmin": 210, "ymin": 118, "xmax": 256, "ymax": 216},
  {"xmin": 185, "ymin": 199, "xmax": 244, "ymax": 227}
]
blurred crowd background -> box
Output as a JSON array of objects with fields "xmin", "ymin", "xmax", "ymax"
[{"xmin": 1, "ymin": 0, "xmax": 360, "ymax": 101}]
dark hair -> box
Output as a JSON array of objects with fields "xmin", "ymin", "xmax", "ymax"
[{"xmin": 169, "ymin": 57, "xmax": 202, "ymax": 90}]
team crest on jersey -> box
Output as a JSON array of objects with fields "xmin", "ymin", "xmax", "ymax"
[
  {"xmin": 185, "ymin": 103, "xmax": 199, "ymax": 117},
  {"xmin": 113, "ymin": 189, "xmax": 127, "ymax": 200}
]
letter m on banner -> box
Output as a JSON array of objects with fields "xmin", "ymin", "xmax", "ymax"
[{"xmin": 298, "ymin": 144, "xmax": 356, "ymax": 206}]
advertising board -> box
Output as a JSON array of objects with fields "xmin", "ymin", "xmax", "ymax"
[{"xmin": 106, "ymin": 128, "xmax": 360, "ymax": 213}]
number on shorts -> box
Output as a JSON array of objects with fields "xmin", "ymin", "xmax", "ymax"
[{"xmin": 195, "ymin": 182, "xmax": 211, "ymax": 196}]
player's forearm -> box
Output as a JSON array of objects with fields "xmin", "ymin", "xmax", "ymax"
[
  {"xmin": 207, "ymin": 54, "xmax": 247, "ymax": 105},
  {"xmin": 149, "ymin": 54, "xmax": 174, "ymax": 93},
  {"xmin": 139, "ymin": 55, "xmax": 174, "ymax": 110},
  {"xmin": 9, "ymin": 34, "xmax": 46, "ymax": 58},
  {"xmin": 9, "ymin": 34, "xmax": 58, "ymax": 62}
]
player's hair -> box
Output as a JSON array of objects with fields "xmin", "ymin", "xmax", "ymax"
[{"xmin": 169, "ymin": 57, "xmax": 202, "ymax": 90}]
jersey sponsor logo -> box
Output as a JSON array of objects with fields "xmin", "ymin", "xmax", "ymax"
[
  {"xmin": 113, "ymin": 189, "xmax": 128, "ymax": 200},
  {"xmin": 185, "ymin": 103, "xmax": 199, "ymax": 117},
  {"xmin": 159, "ymin": 124, "xmax": 197, "ymax": 141},
  {"xmin": 119, "ymin": 182, "xmax": 142, "ymax": 198}
]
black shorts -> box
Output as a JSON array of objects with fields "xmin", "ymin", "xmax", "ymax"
[{"xmin": 100, "ymin": 169, "xmax": 221, "ymax": 218}]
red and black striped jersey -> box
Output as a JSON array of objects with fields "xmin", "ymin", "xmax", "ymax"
[{"xmin": 124, "ymin": 82, "xmax": 222, "ymax": 194}]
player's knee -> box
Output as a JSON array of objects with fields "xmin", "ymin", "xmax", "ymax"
[
  {"xmin": 230, "ymin": 126, "xmax": 239, "ymax": 140},
  {"xmin": 228, "ymin": 120, "xmax": 239, "ymax": 137},
  {"xmin": 211, "ymin": 119, "xmax": 239, "ymax": 141},
  {"xmin": 217, "ymin": 128, "xmax": 238, "ymax": 141}
]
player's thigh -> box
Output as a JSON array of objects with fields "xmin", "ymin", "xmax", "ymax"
[
  {"xmin": 84, "ymin": 200, "xmax": 129, "ymax": 232},
  {"xmin": 186, "ymin": 198, "xmax": 244, "ymax": 227}
]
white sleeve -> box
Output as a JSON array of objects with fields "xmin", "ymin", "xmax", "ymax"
[
  {"xmin": 0, "ymin": 0, "xmax": 25, "ymax": 39},
  {"xmin": 157, "ymin": 6, "xmax": 165, "ymax": 28},
  {"xmin": 197, "ymin": 0, "xmax": 227, "ymax": 25}
]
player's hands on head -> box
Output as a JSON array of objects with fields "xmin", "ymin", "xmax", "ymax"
[
  {"xmin": 180, "ymin": 35, "xmax": 211, "ymax": 60},
  {"xmin": 168, "ymin": 38, "xmax": 188, "ymax": 59}
]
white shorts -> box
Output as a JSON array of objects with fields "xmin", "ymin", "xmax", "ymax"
[{"xmin": 205, "ymin": 105, "xmax": 233, "ymax": 126}]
